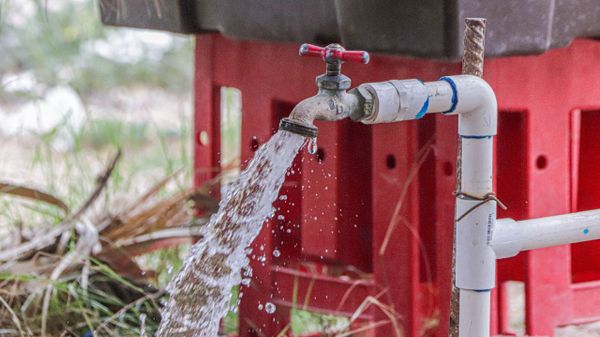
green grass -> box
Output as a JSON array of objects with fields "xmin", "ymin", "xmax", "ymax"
[
  {"xmin": 80, "ymin": 118, "xmax": 149, "ymax": 150},
  {"xmin": 0, "ymin": 259, "xmax": 163, "ymax": 336},
  {"xmin": 0, "ymin": 111, "xmax": 192, "ymax": 335}
]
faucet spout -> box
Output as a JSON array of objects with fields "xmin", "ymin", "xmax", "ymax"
[{"xmin": 279, "ymin": 89, "xmax": 361, "ymax": 138}]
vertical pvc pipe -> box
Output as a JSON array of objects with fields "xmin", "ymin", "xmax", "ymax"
[
  {"xmin": 459, "ymin": 138, "xmax": 493, "ymax": 195},
  {"xmin": 459, "ymin": 289, "xmax": 491, "ymax": 337},
  {"xmin": 456, "ymin": 138, "xmax": 496, "ymax": 288},
  {"xmin": 455, "ymin": 118, "xmax": 496, "ymax": 337}
]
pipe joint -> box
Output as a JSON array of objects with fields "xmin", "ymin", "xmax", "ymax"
[
  {"xmin": 455, "ymin": 198, "xmax": 497, "ymax": 290},
  {"xmin": 443, "ymin": 75, "xmax": 497, "ymax": 137},
  {"xmin": 353, "ymin": 79, "xmax": 429, "ymax": 124},
  {"xmin": 490, "ymin": 218, "xmax": 522, "ymax": 259}
]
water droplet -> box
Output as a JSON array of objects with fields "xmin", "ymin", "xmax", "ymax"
[
  {"xmin": 258, "ymin": 303, "xmax": 264, "ymax": 310},
  {"xmin": 273, "ymin": 249, "xmax": 281, "ymax": 257},
  {"xmin": 241, "ymin": 278, "xmax": 251, "ymax": 286},
  {"xmin": 279, "ymin": 195, "xmax": 288, "ymax": 201},
  {"xmin": 308, "ymin": 138, "xmax": 318, "ymax": 155},
  {"xmin": 265, "ymin": 302, "xmax": 277, "ymax": 314},
  {"xmin": 277, "ymin": 215, "xmax": 285, "ymax": 220}
]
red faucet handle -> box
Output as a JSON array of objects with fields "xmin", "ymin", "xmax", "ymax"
[{"xmin": 299, "ymin": 43, "xmax": 370, "ymax": 64}]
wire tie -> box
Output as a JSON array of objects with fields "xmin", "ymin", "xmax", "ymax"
[{"xmin": 453, "ymin": 191, "xmax": 507, "ymax": 222}]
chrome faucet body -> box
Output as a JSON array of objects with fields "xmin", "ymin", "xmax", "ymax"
[{"xmin": 279, "ymin": 43, "xmax": 369, "ymax": 138}]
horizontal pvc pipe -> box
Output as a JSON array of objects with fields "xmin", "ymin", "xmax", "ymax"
[
  {"xmin": 492, "ymin": 209, "xmax": 600, "ymax": 259},
  {"xmin": 426, "ymin": 80, "xmax": 454, "ymax": 113},
  {"xmin": 459, "ymin": 289, "xmax": 491, "ymax": 337}
]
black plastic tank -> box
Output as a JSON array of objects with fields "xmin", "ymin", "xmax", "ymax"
[{"xmin": 99, "ymin": 0, "xmax": 600, "ymax": 59}]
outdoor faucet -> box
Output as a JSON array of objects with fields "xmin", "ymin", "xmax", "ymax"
[
  {"xmin": 278, "ymin": 43, "xmax": 370, "ymax": 138},
  {"xmin": 280, "ymin": 38, "xmax": 501, "ymax": 337},
  {"xmin": 279, "ymin": 43, "xmax": 442, "ymax": 137}
]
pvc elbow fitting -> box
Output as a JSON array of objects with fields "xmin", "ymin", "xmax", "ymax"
[{"xmin": 442, "ymin": 75, "xmax": 498, "ymax": 137}]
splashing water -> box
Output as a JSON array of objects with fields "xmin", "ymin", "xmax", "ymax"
[
  {"xmin": 156, "ymin": 130, "xmax": 306, "ymax": 337},
  {"xmin": 308, "ymin": 137, "xmax": 318, "ymax": 155}
]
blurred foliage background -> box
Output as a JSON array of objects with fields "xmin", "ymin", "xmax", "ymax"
[{"xmin": 0, "ymin": 0, "xmax": 193, "ymax": 103}]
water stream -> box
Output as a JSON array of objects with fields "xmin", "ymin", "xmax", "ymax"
[{"xmin": 156, "ymin": 130, "xmax": 306, "ymax": 337}]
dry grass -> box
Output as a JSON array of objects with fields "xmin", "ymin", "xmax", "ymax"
[{"xmin": 0, "ymin": 150, "xmax": 217, "ymax": 336}]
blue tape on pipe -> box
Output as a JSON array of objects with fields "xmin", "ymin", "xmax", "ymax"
[
  {"xmin": 474, "ymin": 289, "xmax": 492, "ymax": 293},
  {"xmin": 416, "ymin": 96, "xmax": 429, "ymax": 119},
  {"xmin": 440, "ymin": 76, "xmax": 458, "ymax": 114},
  {"xmin": 460, "ymin": 135, "xmax": 493, "ymax": 139}
]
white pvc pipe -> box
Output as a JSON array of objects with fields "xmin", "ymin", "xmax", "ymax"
[
  {"xmin": 450, "ymin": 75, "xmax": 497, "ymax": 137},
  {"xmin": 455, "ymin": 138, "xmax": 496, "ymax": 290},
  {"xmin": 447, "ymin": 75, "xmax": 497, "ymax": 337},
  {"xmin": 357, "ymin": 74, "xmax": 498, "ymax": 337},
  {"xmin": 460, "ymin": 137, "xmax": 493, "ymax": 195},
  {"xmin": 358, "ymin": 79, "xmax": 429, "ymax": 124},
  {"xmin": 459, "ymin": 289, "xmax": 491, "ymax": 337},
  {"xmin": 426, "ymin": 80, "xmax": 454, "ymax": 113},
  {"xmin": 492, "ymin": 209, "xmax": 600, "ymax": 259},
  {"xmin": 356, "ymin": 75, "xmax": 498, "ymax": 135}
]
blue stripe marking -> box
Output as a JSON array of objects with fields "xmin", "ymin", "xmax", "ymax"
[
  {"xmin": 416, "ymin": 97, "xmax": 430, "ymax": 119},
  {"xmin": 474, "ymin": 289, "xmax": 492, "ymax": 293},
  {"xmin": 460, "ymin": 135, "xmax": 493, "ymax": 139},
  {"xmin": 440, "ymin": 76, "xmax": 458, "ymax": 114}
]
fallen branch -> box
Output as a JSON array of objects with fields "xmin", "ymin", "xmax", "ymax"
[
  {"xmin": 0, "ymin": 150, "xmax": 121, "ymax": 264},
  {"xmin": 0, "ymin": 182, "xmax": 68, "ymax": 214}
]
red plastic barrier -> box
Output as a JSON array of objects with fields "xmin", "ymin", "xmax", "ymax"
[{"xmin": 194, "ymin": 34, "xmax": 600, "ymax": 337}]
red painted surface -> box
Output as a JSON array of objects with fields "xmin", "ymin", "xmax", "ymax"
[{"xmin": 193, "ymin": 34, "xmax": 600, "ymax": 337}]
